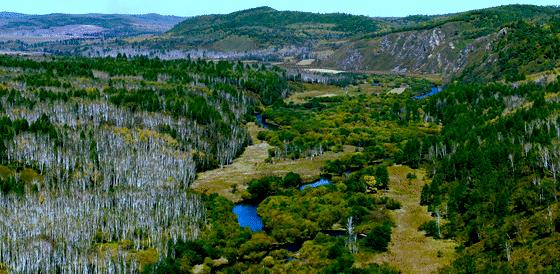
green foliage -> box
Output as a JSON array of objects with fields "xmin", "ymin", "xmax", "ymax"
[
  {"xmin": 364, "ymin": 223, "xmax": 392, "ymax": 252},
  {"xmin": 261, "ymin": 86, "xmax": 427, "ymax": 161},
  {"xmin": 166, "ymin": 7, "xmax": 381, "ymax": 49},
  {"xmin": 282, "ymin": 172, "xmax": 302, "ymax": 188},
  {"xmin": 145, "ymin": 189, "xmax": 396, "ymax": 273},
  {"xmin": 144, "ymin": 240, "xmax": 217, "ymax": 273},
  {"xmin": 29, "ymin": 114, "xmax": 58, "ymax": 140},
  {"xmin": 0, "ymin": 176, "xmax": 24, "ymax": 196},
  {"xmin": 375, "ymin": 165, "xmax": 389, "ymax": 190},
  {"xmin": 398, "ymin": 137, "xmax": 421, "ymax": 168},
  {"xmin": 422, "ymin": 80, "xmax": 560, "ymax": 271},
  {"xmin": 382, "ymin": 197, "xmax": 401, "ymax": 210},
  {"xmin": 459, "ymin": 16, "xmax": 560, "ymax": 82},
  {"xmin": 419, "ymin": 220, "xmax": 440, "ymax": 239},
  {"xmin": 246, "ymin": 176, "xmax": 286, "ymax": 203}
]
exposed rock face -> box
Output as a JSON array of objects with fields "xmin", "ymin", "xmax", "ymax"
[{"xmin": 321, "ymin": 22, "xmax": 496, "ymax": 79}]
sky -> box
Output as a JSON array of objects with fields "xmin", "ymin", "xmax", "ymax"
[{"xmin": 2, "ymin": 0, "xmax": 559, "ymax": 17}]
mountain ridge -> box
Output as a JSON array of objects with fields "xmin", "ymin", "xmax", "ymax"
[
  {"xmin": 0, "ymin": 12, "xmax": 185, "ymax": 41},
  {"xmin": 151, "ymin": 4, "xmax": 560, "ymax": 82}
]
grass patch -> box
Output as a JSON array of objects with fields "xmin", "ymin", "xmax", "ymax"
[
  {"xmin": 355, "ymin": 165, "xmax": 456, "ymax": 273},
  {"xmin": 191, "ymin": 123, "xmax": 354, "ymax": 202}
]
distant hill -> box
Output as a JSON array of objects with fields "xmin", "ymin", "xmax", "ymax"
[
  {"xmin": 0, "ymin": 12, "xmax": 26, "ymax": 19},
  {"xmin": 146, "ymin": 7, "xmax": 438, "ymax": 52},
  {"xmin": 1, "ymin": 5, "xmax": 558, "ymax": 83},
  {"xmin": 164, "ymin": 7, "xmax": 381, "ymax": 49},
  {"xmin": 0, "ymin": 13, "xmax": 185, "ymax": 41},
  {"xmin": 144, "ymin": 5, "xmax": 560, "ymax": 82},
  {"xmin": 323, "ymin": 4, "xmax": 560, "ymax": 80}
]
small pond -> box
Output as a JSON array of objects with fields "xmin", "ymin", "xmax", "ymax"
[
  {"xmin": 299, "ymin": 178, "xmax": 332, "ymax": 190},
  {"xmin": 232, "ymin": 204, "xmax": 263, "ymax": 232},
  {"xmin": 414, "ymin": 86, "xmax": 443, "ymax": 100},
  {"xmin": 255, "ymin": 114, "xmax": 269, "ymax": 129}
]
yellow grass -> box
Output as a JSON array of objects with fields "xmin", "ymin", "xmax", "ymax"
[
  {"xmin": 296, "ymin": 59, "xmax": 315, "ymax": 66},
  {"xmin": 191, "ymin": 123, "xmax": 354, "ymax": 202},
  {"xmin": 356, "ymin": 165, "xmax": 456, "ymax": 273},
  {"xmin": 388, "ymin": 87, "xmax": 407, "ymax": 95},
  {"xmin": 287, "ymin": 83, "xmax": 375, "ymax": 104},
  {"xmin": 523, "ymin": 67, "xmax": 560, "ymax": 84}
]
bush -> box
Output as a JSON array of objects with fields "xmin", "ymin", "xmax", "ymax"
[
  {"xmin": 365, "ymin": 223, "xmax": 392, "ymax": 252},
  {"xmin": 0, "ymin": 176, "xmax": 24, "ymax": 196},
  {"xmin": 419, "ymin": 220, "xmax": 440, "ymax": 239},
  {"xmin": 375, "ymin": 165, "xmax": 389, "ymax": 189},
  {"xmin": 384, "ymin": 198, "xmax": 401, "ymax": 210},
  {"xmin": 283, "ymin": 172, "xmax": 302, "ymax": 188},
  {"xmin": 246, "ymin": 176, "xmax": 283, "ymax": 202}
]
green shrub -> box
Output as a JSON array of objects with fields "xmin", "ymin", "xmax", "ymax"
[
  {"xmin": 364, "ymin": 223, "xmax": 392, "ymax": 252},
  {"xmin": 283, "ymin": 172, "xmax": 302, "ymax": 188},
  {"xmin": 419, "ymin": 220, "xmax": 440, "ymax": 239},
  {"xmin": 384, "ymin": 198, "xmax": 401, "ymax": 210}
]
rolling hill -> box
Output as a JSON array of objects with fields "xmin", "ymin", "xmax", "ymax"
[
  {"xmin": 0, "ymin": 12, "xmax": 185, "ymax": 42},
  {"xmin": 0, "ymin": 5, "xmax": 558, "ymax": 82},
  {"xmin": 144, "ymin": 7, "xmax": 437, "ymax": 51},
  {"xmin": 145, "ymin": 5, "xmax": 560, "ymax": 82}
]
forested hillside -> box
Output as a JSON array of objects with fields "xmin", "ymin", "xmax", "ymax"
[
  {"xmin": 141, "ymin": 5, "xmax": 560, "ymax": 82},
  {"xmin": 458, "ymin": 16, "xmax": 560, "ymax": 82},
  {"xmin": 153, "ymin": 7, "xmax": 385, "ymax": 51},
  {"xmin": 323, "ymin": 5, "xmax": 560, "ymax": 80},
  {"xmin": 420, "ymin": 81, "xmax": 560, "ymax": 272},
  {"xmin": 2, "ymin": 5, "xmax": 558, "ymax": 82}
]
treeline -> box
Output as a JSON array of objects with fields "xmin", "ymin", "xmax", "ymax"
[
  {"xmin": 0, "ymin": 55, "xmax": 289, "ymax": 170},
  {"xmin": 0, "ymin": 114, "xmax": 57, "ymax": 161},
  {"xmin": 0, "ymin": 55, "xmax": 288, "ymax": 105},
  {"xmin": 0, "ymin": 55, "xmax": 290, "ymax": 272}
]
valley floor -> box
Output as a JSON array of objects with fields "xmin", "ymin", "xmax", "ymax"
[
  {"xmin": 191, "ymin": 122, "xmax": 354, "ymax": 202},
  {"xmin": 193, "ymin": 123, "xmax": 457, "ymax": 273}
]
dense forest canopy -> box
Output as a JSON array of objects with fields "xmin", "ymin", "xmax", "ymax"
[{"xmin": 419, "ymin": 80, "xmax": 560, "ymax": 272}]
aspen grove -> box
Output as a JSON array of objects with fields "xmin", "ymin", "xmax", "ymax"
[{"xmin": 0, "ymin": 55, "xmax": 288, "ymax": 272}]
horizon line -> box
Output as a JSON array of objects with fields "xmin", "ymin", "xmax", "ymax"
[{"xmin": 1, "ymin": 3, "xmax": 558, "ymax": 19}]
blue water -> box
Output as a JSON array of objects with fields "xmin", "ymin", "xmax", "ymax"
[
  {"xmin": 233, "ymin": 204, "xmax": 263, "ymax": 232},
  {"xmin": 255, "ymin": 114, "xmax": 269, "ymax": 129},
  {"xmin": 299, "ymin": 178, "xmax": 332, "ymax": 190},
  {"xmin": 414, "ymin": 86, "xmax": 442, "ymax": 100},
  {"xmin": 233, "ymin": 179, "xmax": 332, "ymax": 232}
]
